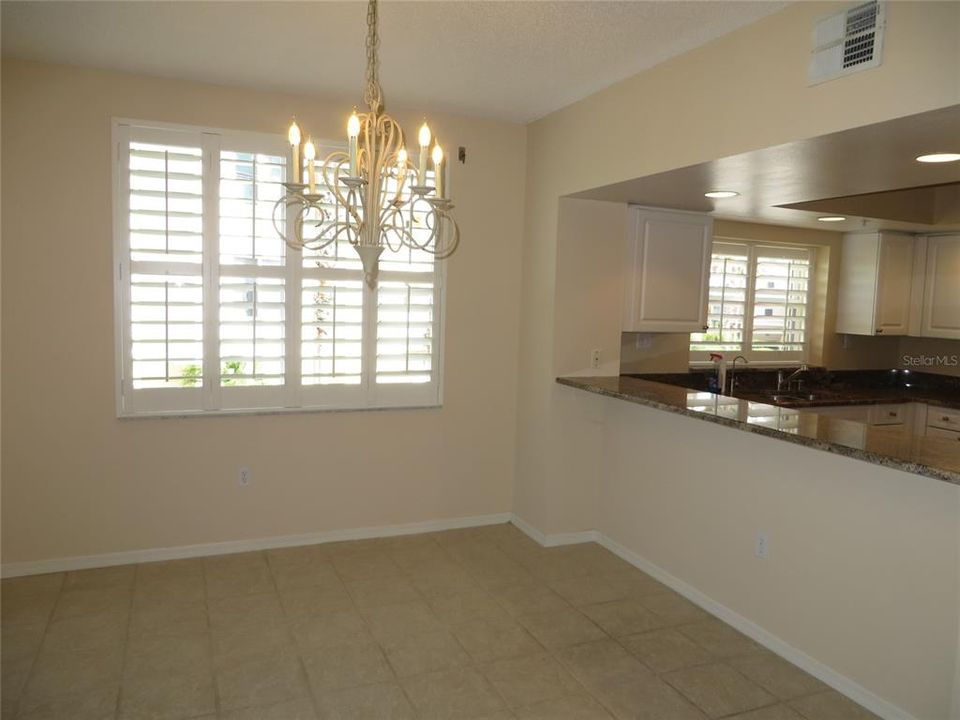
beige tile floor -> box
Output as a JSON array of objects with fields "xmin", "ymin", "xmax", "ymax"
[{"xmin": 1, "ymin": 523, "xmax": 881, "ymax": 720}]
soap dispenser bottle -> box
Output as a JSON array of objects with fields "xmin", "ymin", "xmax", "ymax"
[{"xmin": 708, "ymin": 353, "xmax": 726, "ymax": 393}]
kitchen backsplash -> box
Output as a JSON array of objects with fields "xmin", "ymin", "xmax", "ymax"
[{"xmin": 620, "ymin": 333, "xmax": 960, "ymax": 377}]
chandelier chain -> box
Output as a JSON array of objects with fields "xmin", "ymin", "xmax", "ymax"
[{"xmin": 363, "ymin": 0, "xmax": 383, "ymax": 111}]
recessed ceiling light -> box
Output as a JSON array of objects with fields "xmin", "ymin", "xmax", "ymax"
[
  {"xmin": 704, "ymin": 191, "xmax": 739, "ymax": 199},
  {"xmin": 916, "ymin": 152, "xmax": 960, "ymax": 163},
  {"xmin": 817, "ymin": 216, "xmax": 847, "ymax": 222}
]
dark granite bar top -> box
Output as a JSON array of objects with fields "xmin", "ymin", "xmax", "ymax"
[
  {"xmin": 557, "ymin": 375, "xmax": 960, "ymax": 486},
  {"xmin": 630, "ymin": 369, "xmax": 960, "ymax": 411}
]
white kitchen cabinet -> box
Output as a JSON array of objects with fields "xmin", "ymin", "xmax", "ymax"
[
  {"xmin": 917, "ymin": 234, "xmax": 960, "ymax": 339},
  {"xmin": 836, "ymin": 232, "xmax": 915, "ymax": 336},
  {"xmin": 806, "ymin": 402, "xmax": 922, "ymax": 431},
  {"xmin": 622, "ymin": 206, "xmax": 713, "ymax": 332},
  {"xmin": 927, "ymin": 405, "xmax": 960, "ymax": 432},
  {"xmin": 926, "ymin": 425, "xmax": 960, "ymax": 442}
]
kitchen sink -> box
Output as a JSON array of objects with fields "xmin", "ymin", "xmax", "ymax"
[
  {"xmin": 769, "ymin": 393, "xmax": 819, "ymax": 403},
  {"xmin": 751, "ymin": 391, "xmax": 842, "ymax": 406}
]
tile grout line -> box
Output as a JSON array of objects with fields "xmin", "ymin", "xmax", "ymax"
[
  {"xmin": 114, "ymin": 565, "xmax": 139, "ymax": 720},
  {"xmin": 9, "ymin": 572, "xmax": 66, "ymax": 719},
  {"xmin": 307, "ymin": 541, "xmax": 393, "ymax": 718},
  {"xmin": 200, "ymin": 557, "xmax": 222, "ymax": 719},
  {"xmin": 250, "ymin": 549, "xmax": 314, "ymax": 719},
  {"xmin": 378, "ymin": 535, "xmax": 451, "ymax": 719},
  {"xmin": 437, "ymin": 534, "xmax": 524, "ymax": 717}
]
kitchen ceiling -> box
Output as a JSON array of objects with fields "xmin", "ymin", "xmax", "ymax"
[
  {"xmin": 0, "ymin": 0, "xmax": 788, "ymax": 124},
  {"xmin": 573, "ymin": 104, "xmax": 960, "ymax": 233}
]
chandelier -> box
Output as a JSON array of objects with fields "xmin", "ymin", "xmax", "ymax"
[{"xmin": 274, "ymin": 0, "xmax": 459, "ymax": 288}]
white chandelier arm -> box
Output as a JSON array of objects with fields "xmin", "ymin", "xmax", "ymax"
[{"xmin": 320, "ymin": 150, "xmax": 363, "ymax": 231}]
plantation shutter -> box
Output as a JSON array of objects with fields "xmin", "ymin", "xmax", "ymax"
[
  {"xmin": 116, "ymin": 121, "xmax": 443, "ymax": 415},
  {"xmin": 217, "ymin": 149, "xmax": 288, "ymax": 393},
  {"xmin": 751, "ymin": 246, "xmax": 811, "ymax": 353},
  {"xmin": 119, "ymin": 125, "xmax": 209, "ymax": 414},
  {"xmin": 689, "ymin": 242, "xmax": 813, "ymax": 364},
  {"xmin": 690, "ymin": 243, "xmax": 749, "ymax": 358}
]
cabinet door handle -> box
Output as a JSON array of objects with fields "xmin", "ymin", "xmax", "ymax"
[
  {"xmin": 875, "ymin": 329, "xmax": 883, "ymax": 334},
  {"xmin": 888, "ymin": 411, "xmax": 897, "ymax": 417},
  {"xmin": 942, "ymin": 416, "xmax": 950, "ymax": 422}
]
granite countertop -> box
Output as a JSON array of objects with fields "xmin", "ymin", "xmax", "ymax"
[
  {"xmin": 631, "ymin": 369, "xmax": 960, "ymax": 411},
  {"xmin": 557, "ymin": 375, "xmax": 960, "ymax": 486}
]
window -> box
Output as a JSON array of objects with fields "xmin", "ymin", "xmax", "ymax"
[
  {"xmin": 690, "ymin": 241, "xmax": 812, "ymax": 363},
  {"xmin": 114, "ymin": 120, "xmax": 443, "ymax": 416}
]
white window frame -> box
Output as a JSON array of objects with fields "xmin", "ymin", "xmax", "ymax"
[
  {"xmin": 690, "ymin": 238, "xmax": 814, "ymax": 367},
  {"xmin": 113, "ymin": 118, "xmax": 445, "ymax": 417}
]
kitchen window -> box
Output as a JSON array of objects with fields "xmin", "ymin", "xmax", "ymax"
[
  {"xmin": 689, "ymin": 241, "xmax": 812, "ymax": 364},
  {"xmin": 113, "ymin": 120, "xmax": 443, "ymax": 417}
]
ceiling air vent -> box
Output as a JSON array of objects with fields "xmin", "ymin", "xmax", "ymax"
[{"xmin": 808, "ymin": 0, "xmax": 885, "ymax": 85}]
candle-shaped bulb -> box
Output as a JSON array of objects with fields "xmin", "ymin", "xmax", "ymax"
[
  {"xmin": 347, "ymin": 111, "xmax": 361, "ymax": 138},
  {"xmin": 303, "ymin": 138, "xmax": 317, "ymax": 193},
  {"xmin": 432, "ymin": 143, "xmax": 445, "ymax": 197},
  {"xmin": 398, "ymin": 147, "xmax": 408, "ymax": 166},
  {"xmin": 418, "ymin": 122, "xmax": 432, "ymax": 148},
  {"xmin": 288, "ymin": 120, "xmax": 301, "ymax": 146},
  {"xmin": 417, "ymin": 122, "xmax": 432, "ymax": 185},
  {"xmin": 288, "ymin": 120, "xmax": 302, "ymax": 185},
  {"xmin": 347, "ymin": 110, "xmax": 360, "ymax": 177}
]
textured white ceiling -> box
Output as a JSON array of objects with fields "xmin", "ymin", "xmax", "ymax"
[{"xmin": 1, "ymin": 1, "xmax": 788, "ymax": 123}]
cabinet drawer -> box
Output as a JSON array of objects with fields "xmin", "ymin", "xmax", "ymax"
[
  {"xmin": 867, "ymin": 404, "xmax": 907, "ymax": 426},
  {"xmin": 927, "ymin": 406, "xmax": 960, "ymax": 431},
  {"xmin": 926, "ymin": 425, "xmax": 960, "ymax": 442}
]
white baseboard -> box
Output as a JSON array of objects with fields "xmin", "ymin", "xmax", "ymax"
[
  {"xmin": 596, "ymin": 534, "xmax": 916, "ymax": 720},
  {"xmin": 0, "ymin": 512, "xmax": 513, "ymax": 579},
  {"xmin": 508, "ymin": 515, "xmax": 914, "ymax": 720},
  {"xmin": 509, "ymin": 513, "xmax": 599, "ymax": 547}
]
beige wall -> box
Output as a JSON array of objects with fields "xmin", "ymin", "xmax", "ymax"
[
  {"xmin": 0, "ymin": 59, "xmax": 527, "ymax": 564},
  {"xmin": 592, "ymin": 390, "xmax": 959, "ymax": 720},
  {"xmin": 517, "ymin": 2, "xmax": 960, "ymax": 717}
]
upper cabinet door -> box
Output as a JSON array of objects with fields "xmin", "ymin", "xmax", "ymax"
[
  {"xmin": 836, "ymin": 231, "xmax": 914, "ymax": 336},
  {"xmin": 873, "ymin": 232, "xmax": 914, "ymax": 334},
  {"xmin": 920, "ymin": 234, "xmax": 960, "ymax": 339},
  {"xmin": 622, "ymin": 207, "xmax": 713, "ymax": 333}
]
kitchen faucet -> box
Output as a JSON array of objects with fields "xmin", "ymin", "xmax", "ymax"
[
  {"xmin": 777, "ymin": 364, "xmax": 809, "ymax": 393},
  {"xmin": 728, "ymin": 355, "xmax": 748, "ymax": 395}
]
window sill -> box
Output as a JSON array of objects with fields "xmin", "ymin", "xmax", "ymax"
[
  {"xmin": 688, "ymin": 360, "xmax": 808, "ymax": 370},
  {"xmin": 118, "ymin": 402, "xmax": 442, "ymax": 420}
]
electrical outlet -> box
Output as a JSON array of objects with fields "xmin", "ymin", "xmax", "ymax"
[
  {"xmin": 238, "ymin": 467, "xmax": 252, "ymax": 487},
  {"xmin": 755, "ymin": 531, "xmax": 769, "ymax": 559},
  {"xmin": 590, "ymin": 349, "xmax": 601, "ymax": 369}
]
